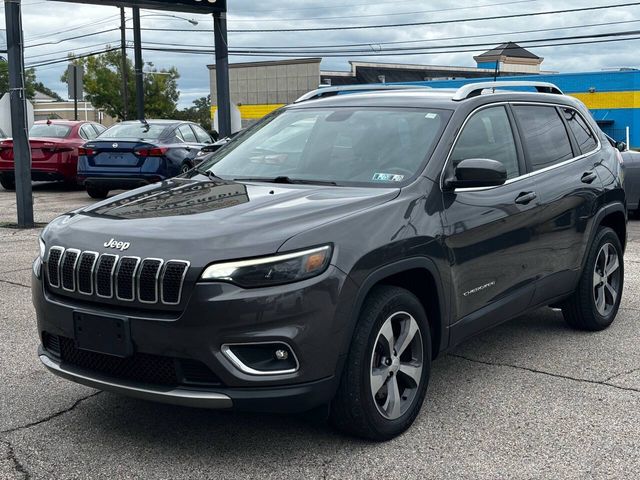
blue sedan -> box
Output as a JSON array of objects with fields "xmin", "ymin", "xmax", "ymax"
[{"xmin": 77, "ymin": 120, "xmax": 213, "ymax": 199}]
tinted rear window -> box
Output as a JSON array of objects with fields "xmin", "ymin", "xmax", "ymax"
[
  {"xmin": 29, "ymin": 124, "xmax": 71, "ymax": 138},
  {"xmin": 562, "ymin": 108, "xmax": 598, "ymax": 154},
  {"xmin": 100, "ymin": 123, "xmax": 167, "ymax": 140},
  {"xmin": 513, "ymin": 105, "xmax": 573, "ymax": 171}
]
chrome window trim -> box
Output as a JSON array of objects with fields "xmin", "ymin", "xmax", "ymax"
[
  {"xmin": 115, "ymin": 256, "xmax": 141, "ymax": 302},
  {"xmin": 46, "ymin": 246, "xmax": 65, "ymax": 288},
  {"xmin": 61, "ymin": 249, "xmax": 81, "ymax": 292},
  {"xmin": 160, "ymin": 260, "xmax": 190, "ymax": 305},
  {"xmin": 76, "ymin": 251, "xmax": 98, "ymax": 296},
  {"xmin": 95, "ymin": 253, "xmax": 119, "ymax": 299},
  {"xmin": 439, "ymin": 101, "xmax": 602, "ymax": 193},
  {"xmin": 137, "ymin": 258, "xmax": 164, "ymax": 304},
  {"xmin": 221, "ymin": 342, "xmax": 300, "ymax": 376}
]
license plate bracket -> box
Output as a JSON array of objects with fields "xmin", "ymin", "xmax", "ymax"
[{"xmin": 73, "ymin": 312, "xmax": 132, "ymax": 358}]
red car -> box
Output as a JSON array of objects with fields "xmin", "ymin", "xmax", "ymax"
[{"xmin": 0, "ymin": 120, "xmax": 106, "ymax": 190}]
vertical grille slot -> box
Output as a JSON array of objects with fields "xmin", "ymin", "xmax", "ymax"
[
  {"xmin": 61, "ymin": 249, "xmax": 80, "ymax": 291},
  {"xmin": 46, "ymin": 247, "xmax": 64, "ymax": 288},
  {"xmin": 138, "ymin": 259, "xmax": 163, "ymax": 303},
  {"xmin": 116, "ymin": 257, "xmax": 140, "ymax": 301},
  {"xmin": 77, "ymin": 252, "xmax": 98, "ymax": 295},
  {"xmin": 161, "ymin": 261, "xmax": 189, "ymax": 305},
  {"xmin": 95, "ymin": 254, "xmax": 118, "ymax": 298}
]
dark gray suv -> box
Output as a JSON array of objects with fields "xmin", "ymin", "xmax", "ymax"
[{"xmin": 34, "ymin": 81, "xmax": 626, "ymax": 440}]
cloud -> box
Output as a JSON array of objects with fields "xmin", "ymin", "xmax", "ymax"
[{"xmin": 4, "ymin": 0, "xmax": 640, "ymax": 107}]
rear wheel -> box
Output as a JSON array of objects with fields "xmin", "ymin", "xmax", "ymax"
[
  {"xmin": 86, "ymin": 185, "xmax": 109, "ymax": 199},
  {"xmin": 329, "ymin": 285, "xmax": 431, "ymax": 441},
  {"xmin": 561, "ymin": 227, "xmax": 623, "ymax": 331},
  {"xmin": 0, "ymin": 175, "xmax": 15, "ymax": 191}
]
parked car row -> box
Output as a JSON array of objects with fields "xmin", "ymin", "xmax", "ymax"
[{"xmin": 0, "ymin": 119, "xmax": 216, "ymax": 198}]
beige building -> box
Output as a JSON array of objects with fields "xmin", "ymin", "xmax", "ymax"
[
  {"xmin": 33, "ymin": 91, "xmax": 116, "ymax": 126},
  {"xmin": 208, "ymin": 58, "xmax": 321, "ymax": 126}
]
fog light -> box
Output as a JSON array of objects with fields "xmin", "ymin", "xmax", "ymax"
[
  {"xmin": 222, "ymin": 342, "xmax": 298, "ymax": 375},
  {"xmin": 275, "ymin": 349, "xmax": 289, "ymax": 361}
]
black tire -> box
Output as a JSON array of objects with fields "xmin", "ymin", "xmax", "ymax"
[
  {"xmin": 561, "ymin": 227, "xmax": 624, "ymax": 331},
  {"xmin": 0, "ymin": 175, "xmax": 15, "ymax": 191},
  {"xmin": 86, "ymin": 185, "xmax": 109, "ymax": 199},
  {"xmin": 329, "ymin": 285, "xmax": 431, "ymax": 441},
  {"xmin": 180, "ymin": 162, "xmax": 192, "ymax": 174}
]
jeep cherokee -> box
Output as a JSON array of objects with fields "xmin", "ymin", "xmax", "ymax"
[{"xmin": 33, "ymin": 81, "xmax": 626, "ymax": 441}]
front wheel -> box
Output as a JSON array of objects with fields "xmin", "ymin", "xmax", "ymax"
[
  {"xmin": 561, "ymin": 226, "xmax": 624, "ymax": 331},
  {"xmin": 329, "ymin": 285, "xmax": 431, "ymax": 441}
]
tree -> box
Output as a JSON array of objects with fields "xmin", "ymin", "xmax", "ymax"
[
  {"xmin": 61, "ymin": 50, "xmax": 180, "ymax": 120},
  {"xmin": 175, "ymin": 95, "xmax": 213, "ymax": 133},
  {"xmin": 0, "ymin": 60, "xmax": 37, "ymax": 100}
]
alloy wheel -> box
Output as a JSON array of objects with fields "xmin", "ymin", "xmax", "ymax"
[
  {"xmin": 593, "ymin": 242, "xmax": 621, "ymax": 316},
  {"xmin": 369, "ymin": 311, "xmax": 423, "ymax": 420}
]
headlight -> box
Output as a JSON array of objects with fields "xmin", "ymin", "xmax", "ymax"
[
  {"xmin": 38, "ymin": 237, "xmax": 46, "ymax": 260},
  {"xmin": 200, "ymin": 245, "xmax": 332, "ymax": 287}
]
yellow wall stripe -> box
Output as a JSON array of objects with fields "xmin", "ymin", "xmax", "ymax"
[
  {"xmin": 569, "ymin": 91, "xmax": 640, "ymax": 110},
  {"xmin": 211, "ymin": 104, "xmax": 285, "ymax": 120}
]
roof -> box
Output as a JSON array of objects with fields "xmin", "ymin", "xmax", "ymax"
[
  {"xmin": 34, "ymin": 119, "xmax": 88, "ymax": 125},
  {"xmin": 476, "ymin": 42, "xmax": 540, "ymax": 59},
  {"xmin": 120, "ymin": 119, "xmax": 187, "ymax": 125}
]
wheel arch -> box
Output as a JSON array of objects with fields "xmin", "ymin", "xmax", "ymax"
[
  {"xmin": 585, "ymin": 202, "xmax": 627, "ymax": 266},
  {"xmin": 345, "ymin": 258, "xmax": 449, "ymax": 362}
]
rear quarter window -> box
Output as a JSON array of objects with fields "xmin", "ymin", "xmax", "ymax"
[{"xmin": 562, "ymin": 108, "xmax": 598, "ymax": 154}]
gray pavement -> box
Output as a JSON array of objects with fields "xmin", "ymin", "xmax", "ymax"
[{"xmin": 1, "ymin": 183, "xmax": 639, "ymax": 479}]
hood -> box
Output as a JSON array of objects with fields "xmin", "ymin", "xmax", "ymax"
[{"xmin": 44, "ymin": 177, "xmax": 399, "ymax": 264}]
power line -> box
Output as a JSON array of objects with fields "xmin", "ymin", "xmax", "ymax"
[{"xmin": 224, "ymin": 2, "xmax": 640, "ymax": 33}]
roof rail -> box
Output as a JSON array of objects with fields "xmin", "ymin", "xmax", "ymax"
[
  {"xmin": 452, "ymin": 81, "xmax": 563, "ymax": 101},
  {"xmin": 295, "ymin": 84, "xmax": 430, "ymax": 103}
]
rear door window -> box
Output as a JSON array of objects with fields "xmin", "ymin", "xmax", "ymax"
[
  {"xmin": 513, "ymin": 105, "xmax": 574, "ymax": 171},
  {"xmin": 562, "ymin": 108, "xmax": 598, "ymax": 154},
  {"xmin": 451, "ymin": 106, "xmax": 520, "ymax": 180},
  {"xmin": 192, "ymin": 125, "xmax": 212, "ymax": 144}
]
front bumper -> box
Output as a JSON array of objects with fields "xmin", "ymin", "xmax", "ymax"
[
  {"xmin": 34, "ymin": 265, "xmax": 352, "ymax": 412},
  {"xmin": 39, "ymin": 347, "xmax": 338, "ymax": 412}
]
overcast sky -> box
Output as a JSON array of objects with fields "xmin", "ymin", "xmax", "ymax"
[{"xmin": 2, "ymin": 0, "xmax": 640, "ymax": 107}]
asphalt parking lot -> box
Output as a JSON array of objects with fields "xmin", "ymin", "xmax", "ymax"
[{"xmin": 1, "ymin": 184, "xmax": 639, "ymax": 479}]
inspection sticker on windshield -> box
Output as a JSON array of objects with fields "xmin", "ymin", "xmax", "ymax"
[{"xmin": 373, "ymin": 173, "xmax": 405, "ymax": 182}]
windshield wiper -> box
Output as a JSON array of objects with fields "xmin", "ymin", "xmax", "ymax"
[
  {"xmin": 194, "ymin": 168, "xmax": 225, "ymax": 182},
  {"xmin": 233, "ymin": 176, "xmax": 337, "ymax": 186}
]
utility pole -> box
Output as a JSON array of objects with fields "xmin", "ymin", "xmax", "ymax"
[
  {"xmin": 4, "ymin": 0, "xmax": 34, "ymax": 227},
  {"xmin": 213, "ymin": 11, "xmax": 231, "ymax": 137},
  {"xmin": 73, "ymin": 65, "xmax": 78, "ymax": 120},
  {"xmin": 120, "ymin": 6, "xmax": 129, "ymax": 120},
  {"xmin": 132, "ymin": 6, "xmax": 144, "ymax": 120}
]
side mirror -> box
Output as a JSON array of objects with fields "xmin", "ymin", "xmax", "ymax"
[
  {"xmin": 616, "ymin": 141, "xmax": 627, "ymax": 153},
  {"xmin": 445, "ymin": 158, "xmax": 507, "ymax": 190}
]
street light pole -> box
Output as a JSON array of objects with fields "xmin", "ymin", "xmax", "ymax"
[
  {"xmin": 4, "ymin": 0, "xmax": 34, "ymax": 227},
  {"xmin": 132, "ymin": 6, "xmax": 144, "ymax": 121},
  {"xmin": 120, "ymin": 6, "xmax": 129, "ymax": 120}
]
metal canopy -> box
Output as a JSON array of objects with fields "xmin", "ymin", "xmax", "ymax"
[{"xmin": 48, "ymin": 0, "xmax": 227, "ymax": 14}]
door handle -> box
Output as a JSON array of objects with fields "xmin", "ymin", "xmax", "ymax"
[
  {"xmin": 581, "ymin": 171, "xmax": 597, "ymax": 184},
  {"xmin": 515, "ymin": 191, "xmax": 537, "ymax": 205}
]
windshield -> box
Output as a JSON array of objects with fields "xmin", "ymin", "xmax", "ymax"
[
  {"xmin": 99, "ymin": 123, "xmax": 167, "ymax": 140},
  {"xmin": 200, "ymin": 107, "xmax": 449, "ymax": 186},
  {"xmin": 29, "ymin": 124, "xmax": 71, "ymax": 138}
]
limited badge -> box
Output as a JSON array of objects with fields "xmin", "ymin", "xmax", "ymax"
[{"xmin": 372, "ymin": 173, "xmax": 405, "ymax": 182}]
